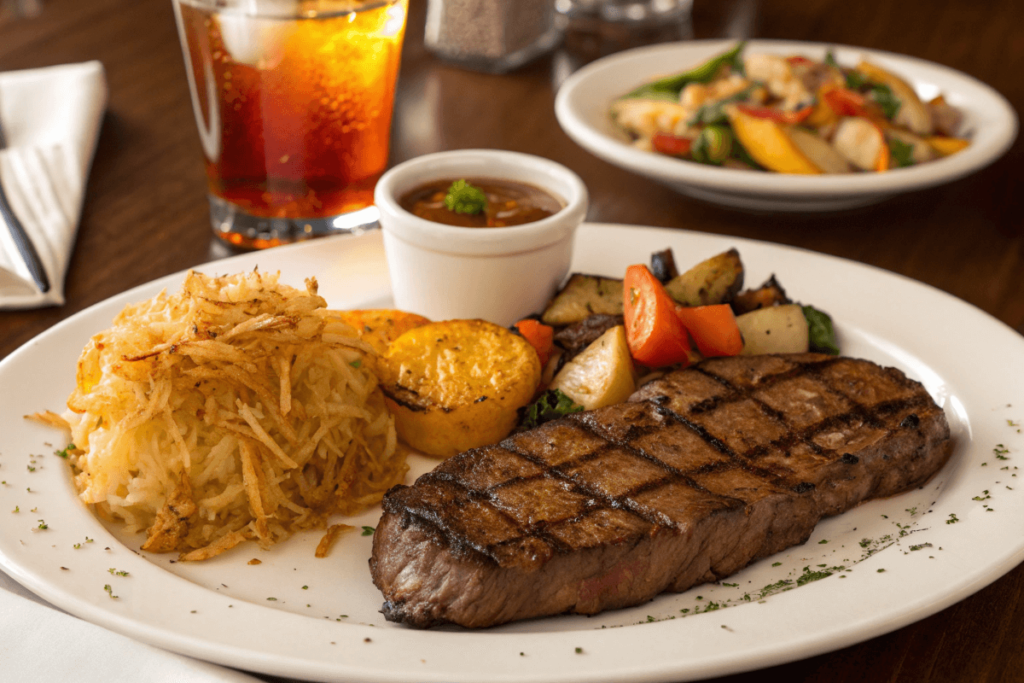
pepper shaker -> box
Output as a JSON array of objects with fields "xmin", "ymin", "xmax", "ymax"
[{"xmin": 424, "ymin": 0, "xmax": 561, "ymax": 73}]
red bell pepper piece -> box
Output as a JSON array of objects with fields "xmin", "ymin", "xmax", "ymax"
[
  {"xmin": 675, "ymin": 304, "xmax": 744, "ymax": 358},
  {"xmin": 652, "ymin": 132, "xmax": 693, "ymax": 158}
]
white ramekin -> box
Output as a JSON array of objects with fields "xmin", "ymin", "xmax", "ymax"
[{"xmin": 374, "ymin": 149, "xmax": 589, "ymax": 326}]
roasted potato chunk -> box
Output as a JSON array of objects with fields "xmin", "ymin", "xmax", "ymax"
[
  {"xmin": 382, "ymin": 320, "xmax": 541, "ymax": 458},
  {"xmin": 549, "ymin": 326, "xmax": 636, "ymax": 410},
  {"xmin": 665, "ymin": 249, "xmax": 744, "ymax": 307},
  {"xmin": 541, "ymin": 274, "xmax": 624, "ymax": 326},
  {"xmin": 736, "ymin": 304, "xmax": 809, "ymax": 355}
]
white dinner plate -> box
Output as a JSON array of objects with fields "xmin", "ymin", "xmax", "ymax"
[
  {"xmin": 555, "ymin": 40, "xmax": 1018, "ymax": 211},
  {"xmin": 2, "ymin": 224, "xmax": 1023, "ymax": 682}
]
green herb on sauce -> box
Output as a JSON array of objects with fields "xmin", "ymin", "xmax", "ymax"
[
  {"xmin": 361, "ymin": 526, "xmax": 375, "ymax": 536},
  {"xmin": 946, "ymin": 513, "xmax": 960, "ymax": 524},
  {"xmin": 444, "ymin": 180, "xmax": 487, "ymax": 216}
]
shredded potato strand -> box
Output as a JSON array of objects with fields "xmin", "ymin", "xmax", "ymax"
[{"xmin": 64, "ymin": 270, "xmax": 406, "ymax": 560}]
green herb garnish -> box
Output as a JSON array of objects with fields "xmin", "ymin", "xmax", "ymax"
[
  {"xmin": 55, "ymin": 443, "xmax": 76, "ymax": 459},
  {"xmin": 845, "ymin": 70, "xmax": 867, "ymax": 90},
  {"xmin": 803, "ymin": 305, "xmax": 840, "ymax": 355},
  {"xmin": 361, "ymin": 526, "xmax": 375, "ymax": 536},
  {"xmin": 444, "ymin": 179, "xmax": 487, "ymax": 216},
  {"xmin": 869, "ymin": 83, "xmax": 902, "ymax": 119},
  {"xmin": 888, "ymin": 137, "xmax": 913, "ymax": 168},
  {"xmin": 519, "ymin": 389, "xmax": 585, "ymax": 431}
]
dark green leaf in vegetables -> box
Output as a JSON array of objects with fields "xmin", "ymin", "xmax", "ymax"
[
  {"xmin": 888, "ymin": 138, "xmax": 915, "ymax": 167},
  {"xmin": 622, "ymin": 42, "xmax": 746, "ymax": 101},
  {"xmin": 518, "ymin": 389, "xmax": 584, "ymax": 431},
  {"xmin": 869, "ymin": 83, "xmax": 902, "ymax": 119},
  {"xmin": 845, "ymin": 70, "xmax": 867, "ymax": 89},
  {"xmin": 803, "ymin": 305, "xmax": 840, "ymax": 355},
  {"xmin": 826, "ymin": 49, "xmax": 869, "ymax": 89},
  {"xmin": 691, "ymin": 125, "xmax": 733, "ymax": 165}
]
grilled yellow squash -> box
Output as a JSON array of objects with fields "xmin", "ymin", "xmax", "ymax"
[{"xmin": 381, "ymin": 320, "xmax": 541, "ymax": 458}]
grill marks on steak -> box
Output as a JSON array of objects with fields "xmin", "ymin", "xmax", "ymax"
[{"xmin": 370, "ymin": 354, "xmax": 952, "ymax": 628}]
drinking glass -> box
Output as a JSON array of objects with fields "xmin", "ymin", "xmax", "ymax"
[{"xmin": 172, "ymin": 0, "xmax": 408, "ymax": 249}]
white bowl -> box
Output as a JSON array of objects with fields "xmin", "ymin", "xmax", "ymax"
[
  {"xmin": 555, "ymin": 39, "xmax": 1018, "ymax": 212},
  {"xmin": 374, "ymin": 149, "xmax": 588, "ymax": 325}
]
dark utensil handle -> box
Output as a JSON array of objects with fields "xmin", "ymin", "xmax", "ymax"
[{"xmin": 0, "ymin": 181, "xmax": 50, "ymax": 293}]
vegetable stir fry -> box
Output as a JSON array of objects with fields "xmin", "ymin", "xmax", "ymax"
[{"xmin": 611, "ymin": 42, "xmax": 968, "ymax": 173}]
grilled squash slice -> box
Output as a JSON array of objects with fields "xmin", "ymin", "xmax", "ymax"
[
  {"xmin": 381, "ymin": 320, "xmax": 541, "ymax": 458},
  {"xmin": 325, "ymin": 309, "xmax": 431, "ymax": 356}
]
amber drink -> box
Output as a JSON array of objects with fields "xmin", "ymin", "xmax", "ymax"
[{"xmin": 173, "ymin": 0, "xmax": 408, "ymax": 248}]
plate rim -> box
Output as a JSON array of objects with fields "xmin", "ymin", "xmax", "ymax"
[{"xmin": 2, "ymin": 224, "xmax": 1024, "ymax": 682}]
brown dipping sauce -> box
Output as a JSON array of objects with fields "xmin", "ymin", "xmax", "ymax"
[{"xmin": 399, "ymin": 177, "xmax": 564, "ymax": 228}]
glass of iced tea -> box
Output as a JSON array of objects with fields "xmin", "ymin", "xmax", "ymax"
[{"xmin": 172, "ymin": 0, "xmax": 408, "ymax": 249}]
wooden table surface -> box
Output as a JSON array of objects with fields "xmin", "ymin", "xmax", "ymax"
[{"xmin": 1, "ymin": 0, "xmax": 1022, "ymax": 680}]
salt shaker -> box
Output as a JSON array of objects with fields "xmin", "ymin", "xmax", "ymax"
[{"xmin": 424, "ymin": 0, "xmax": 561, "ymax": 73}]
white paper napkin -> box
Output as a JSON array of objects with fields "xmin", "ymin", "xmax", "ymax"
[
  {"xmin": 0, "ymin": 60, "xmax": 106, "ymax": 309},
  {"xmin": 0, "ymin": 568, "xmax": 264, "ymax": 682}
]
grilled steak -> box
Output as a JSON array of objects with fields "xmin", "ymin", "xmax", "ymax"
[{"xmin": 370, "ymin": 353, "xmax": 952, "ymax": 629}]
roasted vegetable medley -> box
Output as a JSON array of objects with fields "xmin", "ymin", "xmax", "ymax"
[
  {"xmin": 514, "ymin": 247, "xmax": 839, "ymax": 428},
  {"xmin": 610, "ymin": 42, "xmax": 969, "ymax": 173}
]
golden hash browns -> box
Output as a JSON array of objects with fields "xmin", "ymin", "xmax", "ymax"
[{"xmin": 64, "ymin": 269, "xmax": 407, "ymax": 560}]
